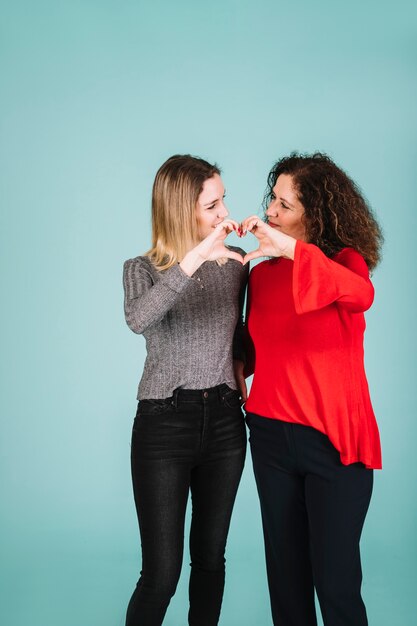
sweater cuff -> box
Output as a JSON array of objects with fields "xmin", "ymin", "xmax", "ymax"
[{"xmin": 160, "ymin": 263, "xmax": 193, "ymax": 293}]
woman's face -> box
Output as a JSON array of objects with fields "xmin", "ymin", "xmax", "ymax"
[
  {"xmin": 266, "ymin": 174, "xmax": 306, "ymax": 241},
  {"xmin": 195, "ymin": 174, "xmax": 228, "ymax": 240}
]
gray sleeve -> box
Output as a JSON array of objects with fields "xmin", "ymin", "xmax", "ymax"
[{"xmin": 123, "ymin": 258, "xmax": 192, "ymax": 334}]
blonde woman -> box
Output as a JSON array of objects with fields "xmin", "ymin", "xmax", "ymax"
[{"xmin": 123, "ymin": 155, "xmax": 247, "ymax": 626}]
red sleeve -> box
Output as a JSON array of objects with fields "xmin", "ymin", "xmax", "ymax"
[{"xmin": 293, "ymin": 241, "xmax": 374, "ymax": 314}]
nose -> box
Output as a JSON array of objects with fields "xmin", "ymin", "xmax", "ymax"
[
  {"xmin": 217, "ymin": 201, "xmax": 229, "ymax": 218},
  {"xmin": 266, "ymin": 201, "xmax": 278, "ymax": 217}
]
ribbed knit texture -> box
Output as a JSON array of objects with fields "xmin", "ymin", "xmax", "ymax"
[{"xmin": 123, "ymin": 247, "xmax": 247, "ymax": 399}]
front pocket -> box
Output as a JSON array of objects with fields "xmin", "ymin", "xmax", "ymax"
[
  {"xmin": 136, "ymin": 398, "xmax": 174, "ymax": 416},
  {"xmin": 222, "ymin": 389, "xmax": 242, "ymax": 409}
]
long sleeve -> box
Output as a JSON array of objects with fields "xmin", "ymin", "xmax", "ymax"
[
  {"xmin": 244, "ymin": 250, "xmax": 381, "ymax": 469},
  {"xmin": 293, "ymin": 242, "xmax": 374, "ymax": 315},
  {"xmin": 123, "ymin": 257, "xmax": 192, "ymax": 334},
  {"xmin": 123, "ymin": 254, "xmax": 247, "ymax": 400}
]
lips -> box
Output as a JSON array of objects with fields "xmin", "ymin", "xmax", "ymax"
[{"xmin": 268, "ymin": 221, "xmax": 281, "ymax": 228}]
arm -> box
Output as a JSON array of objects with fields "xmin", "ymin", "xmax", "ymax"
[
  {"xmin": 232, "ymin": 256, "xmax": 249, "ymax": 362},
  {"xmin": 293, "ymin": 241, "xmax": 374, "ymax": 314},
  {"xmin": 123, "ymin": 259, "xmax": 192, "ymax": 334},
  {"xmin": 242, "ymin": 279, "xmax": 256, "ymax": 379},
  {"xmin": 232, "ymin": 256, "xmax": 249, "ymax": 400},
  {"xmin": 123, "ymin": 219, "xmax": 244, "ymax": 335}
]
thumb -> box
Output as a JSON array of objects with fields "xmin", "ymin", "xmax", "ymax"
[
  {"xmin": 224, "ymin": 249, "xmax": 244, "ymax": 263},
  {"xmin": 243, "ymin": 249, "xmax": 263, "ymax": 265}
]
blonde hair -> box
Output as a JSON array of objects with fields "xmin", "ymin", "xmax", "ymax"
[{"xmin": 145, "ymin": 155, "xmax": 222, "ymax": 270}]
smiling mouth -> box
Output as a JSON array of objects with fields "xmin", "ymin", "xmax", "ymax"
[{"xmin": 268, "ymin": 221, "xmax": 281, "ymax": 228}]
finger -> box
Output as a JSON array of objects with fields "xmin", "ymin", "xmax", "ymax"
[
  {"xmin": 237, "ymin": 223, "xmax": 246, "ymax": 237},
  {"xmin": 240, "ymin": 216, "xmax": 258, "ymax": 232},
  {"xmin": 205, "ymin": 222, "xmax": 231, "ymax": 241},
  {"xmin": 224, "ymin": 249, "xmax": 244, "ymax": 263},
  {"xmin": 233, "ymin": 361, "xmax": 247, "ymax": 402},
  {"xmin": 242, "ymin": 249, "xmax": 264, "ymax": 265},
  {"xmin": 214, "ymin": 222, "xmax": 234, "ymax": 235},
  {"xmin": 241, "ymin": 215, "xmax": 260, "ymax": 226},
  {"xmin": 239, "ymin": 379, "xmax": 248, "ymax": 403},
  {"xmin": 220, "ymin": 218, "xmax": 240, "ymax": 232},
  {"xmin": 218, "ymin": 222, "xmax": 241, "ymax": 239},
  {"xmin": 241, "ymin": 216, "xmax": 263, "ymax": 234}
]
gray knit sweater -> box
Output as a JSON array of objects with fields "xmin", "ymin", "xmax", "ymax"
[{"xmin": 123, "ymin": 247, "xmax": 248, "ymax": 399}]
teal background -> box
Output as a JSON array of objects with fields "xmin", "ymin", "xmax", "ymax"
[{"xmin": 1, "ymin": 1, "xmax": 416, "ymax": 624}]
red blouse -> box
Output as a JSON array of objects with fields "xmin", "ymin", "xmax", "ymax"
[{"xmin": 244, "ymin": 240, "xmax": 382, "ymax": 469}]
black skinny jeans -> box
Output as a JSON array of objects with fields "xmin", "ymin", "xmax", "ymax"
[
  {"xmin": 126, "ymin": 384, "xmax": 246, "ymax": 626},
  {"xmin": 247, "ymin": 413, "xmax": 373, "ymax": 626}
]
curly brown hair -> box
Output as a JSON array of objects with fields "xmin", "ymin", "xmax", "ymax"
[{"xmin": 263, "ymin": 153, "xmax": 383, "ymax": 270}]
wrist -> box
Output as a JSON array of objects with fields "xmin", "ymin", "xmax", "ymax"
[
  {"xmin": 280, "ymin": 236, "xmax": 297, "ymax": 260},
  {"xmin": 179, "ymin": 248, "xmax": 205, "ymax": 276}
]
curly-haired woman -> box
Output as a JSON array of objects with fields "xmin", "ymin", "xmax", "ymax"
[
  {"xmin": 241, "ymin": 153, "xmax": 383, "ymax": 626},
  {"xmin": 123, "ymin": 155, "xmax": 247, "ymax": 626}
]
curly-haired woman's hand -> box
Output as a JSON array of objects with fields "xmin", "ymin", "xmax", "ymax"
[{"xmin": 240, "ymin": 216, "xmax": 297, "ymax": 264}]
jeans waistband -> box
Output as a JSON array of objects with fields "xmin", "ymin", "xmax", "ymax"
[{"xmin": 172, "ymin": 383, "xmax": 234, "ymax": 405}]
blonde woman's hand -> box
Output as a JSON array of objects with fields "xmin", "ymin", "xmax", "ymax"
[
  {"xmin": 240, "ymin": 216, "xmax": 297, "ymax": 264},
  {"xmin": 180, "ymin": 219, "xmax": 243, "ymax": 276},
  {"xmin": 233, "ymin": 359, "xmax": 247, "ymax": 404},
  {"xmin": 196, "ymin": 219, "xmax": 243, "ymax": 262}
]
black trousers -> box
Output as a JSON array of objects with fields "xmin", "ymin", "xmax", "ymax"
[
  {"xmin": 247, "ymin": 413, "xmax": 373, "ymax": 626},
  {"xmin": 126, "ymin": 384, "xmax": 246, "ymax": 626}
]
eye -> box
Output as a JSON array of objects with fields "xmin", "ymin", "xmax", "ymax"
[
  {"xmin": 280, "ymin": 201, "xmax": 290, "ymax": 210},
  {"xmin": 270, "ymin": 193, "xmax": 276, "ymax": 200},
  {"xmin": 206, "ymin": 203, "xmax": 217, "ymax": 210}
]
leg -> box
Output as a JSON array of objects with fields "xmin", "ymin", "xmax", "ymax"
[
  {"xmin": 188, "ymin": 391, "xmax": 246, "ymax": 626},
  {"xmin": 126, "ymin": 402, "xmax": 193, "ymax": 626},
  {"xmin": 248, "ymin": 414, "xmax": 317, "ymax": 626},
  {"xmin": 188, "ymin": 450, "xmax": 245, "ymax": 625},
  {"xmin": 305, "ymin": 455, "xmax": 373, "ymax": 626}
]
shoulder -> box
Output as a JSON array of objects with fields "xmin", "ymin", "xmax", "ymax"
[
  {"xmin": 333, "ymin": 247, "xmax": 362, "ymax": 261},
  {"xmin": 124, "ymin": 255, "xmax": 154, "ymax": 271},
  {"xmin": 123, "ymin": 256, "xmax": 156, "ymax": 282},
  {"xmin": 246, "ymin": 260, "xmax": 269, "ymax": 290},
  {"xmin": 332, "ymin": 247, "xmax": 368, "ymax": 267},
  {"xmin": 249, "ymin": 258, "xmax": 272, "ymax": 277},
  {"xmin": 332, "ymin": 248, "xmax": 370, "ymax": 278}
]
